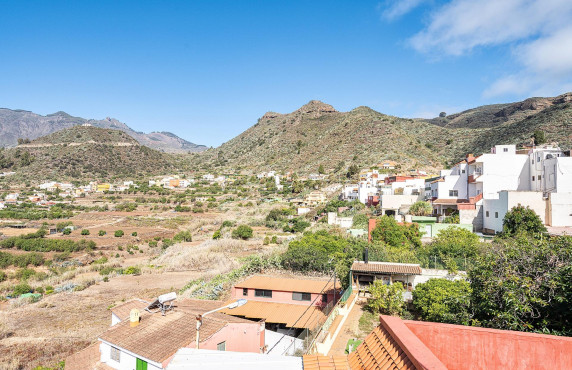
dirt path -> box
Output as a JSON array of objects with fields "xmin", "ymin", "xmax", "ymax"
[{"xmin": 327, "ymin": 300, "xmax": 367, "ymax": 356}]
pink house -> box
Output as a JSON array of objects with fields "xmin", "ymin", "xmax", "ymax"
[{"xmin": 230, "ymin": 275, "xmax": 339, "ymax": 307}]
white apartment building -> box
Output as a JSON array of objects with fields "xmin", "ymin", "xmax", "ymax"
[{"xmin": 431, "ymin": 144, "xmax": 572, "ymax": 233}]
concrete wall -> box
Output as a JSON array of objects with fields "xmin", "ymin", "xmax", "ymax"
[
  {"xmin": 231, "ymin": 287, "xmax": 334, "ymax": 307},
  {"xmin": 548, "ymin": 192, "xmax": 572, "ymax": 227},
  {"xmin": 414, "ymin": 269, "xmax": 466, "ymax": 286},
  {"xmin": 381, "ymin": 194, "xmax": 422, "ymax": 211},
  {"xmin": 459, "ymin": 205, "xmax": 483, "ymax": 231},
  {"xmin": 479, "ymin": 153, "xmax": 529, "ymax": 199}
]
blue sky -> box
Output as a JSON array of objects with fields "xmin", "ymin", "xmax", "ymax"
[{"xmin": 1, "ymin": 1, "xmax": 571, "ymax": 147}]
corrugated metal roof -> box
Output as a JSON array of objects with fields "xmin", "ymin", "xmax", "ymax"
[
  {"xmin": 347, "ymin": 325, "xmax": 415, "ymax": 370},
  {"xmin": 235, "ymin": 276, "xmax": 336, "ymax": 294},
  {"xmin": 351, "ymin": 261, "xmax": 422, "ymax": 275},
  {"xmin": 220, "ymin": 300, "xmax": 327, "ymax": 330}
]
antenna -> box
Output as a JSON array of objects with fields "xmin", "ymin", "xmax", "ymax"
[{"xmin": 146, "ymin": 292, "xmax": 177, "ymax": 316}]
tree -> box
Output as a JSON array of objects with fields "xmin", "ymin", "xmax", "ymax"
[
  {"xmin": 367, "ymin": 281, "xmax": 405, "ymax": 316},
  {"xmin": 232, "ymin": 225, "xmax": 253, "ymax": 240},
  {"xmin": 318, "ymin": 164, "xmax": 325, "ymax": 174},
  {"xmin": 439, "ymin": 112, "xmax": 447, "ymax": 118},
  {"xmin": 347, "ymin": 164, "xmax": 359, "ymax": 179},
  {"xmin": 370, "ymin": 216, "xmax": 421, "ymax": 249},
  {"xmin": 413, "ymin": 279, "xmax": 473, "ymax": 325},
  {"xmin": 408, "ymin": 201, "xmax": 432, "ymax": 216},
  {"xmin": 533, "ymin": 130, "xmax": 546, "ymax": 145},
  {"xmin": 174, "ymin": 230, "xmax": 192, "ymax": 242},
  {"xmin": 282, "ymin": 230, "xmax": 347, "ymax": 273},
  {"xmin": 470, "ymin": 235, "xmax": 572, "ymax": 335},
  {"xmin": 502, "ymin": 204, "xmax": 547, "ymax": 237},
  {"xmin": 421, "ymin": 226, "xmax": 482, "ymax": 272}
]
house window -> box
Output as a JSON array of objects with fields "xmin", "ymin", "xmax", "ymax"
[
  {"xmin": 538, "ymin": 156, "xmax": 541, "ymax": 162},
  {"xmin": 449, "ymin": 190, "xmax": 458, "ymax": 197},
  {"xmin": 322, "ymin": 294, "xmax": 328, "ymax": 303},
  {"xmin": 495, "ymin": 212, "xmax": 499, "ymax": 218},
  {"xmin": 538, "ymin": 175, "xmax": 541, "ymax": 181},
  {"xmin": 254, "ymin": 289, "xmax": 272, "ymax": 298},
  {"xmin": 532, "ymin": 176, "xmax": 535, "ymax": 181},
  {"xmin": 217, "ymin": 341, "xmax": 226, "ymax": 351},
  {"xmin": 531, "ymin": 159, "xmax": 534, "ymax": 164},
  {"xmin": 110, "ymin": 347, "xmax": 121, "ymax": 362},
  {"xmin": 486, "ymin": 211, "xmax": 489, "ymax": 217},
  {"xmin": 503, "ymin": 148, "xmax": 508, "ymax": 152},
  {"xmin": 461, "ymin": 169, "xmax": 465, "ymax": 174},
  {"xmin": 242, "ymin": 288, "xmax": 248, "ymax": 296},
  {"xmin": 292, "ymin": 292, "xmax": 311, "ymax": 301}
]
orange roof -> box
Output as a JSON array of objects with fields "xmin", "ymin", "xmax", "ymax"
[
  {"xmin": 303, "ymin": 355, "xmax": 349, "ymax": 369},
  {"xmin": 235, "ymin": 275, "xmax": 336, "ymax": 294},
  {"xmin": 351, "ymin": 261, "xmax": 422, "ymax": 275},
  {"xmin": 220, "ymin": 300, "xmax": 327, "ymax": 330},
  {"xmin": 347, "ymin": 325, "xmax": 416, "ymax": 370}
]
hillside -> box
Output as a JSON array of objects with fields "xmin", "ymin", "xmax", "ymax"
[
  {"xmin": 0, "ymin": 109, "xmax": 207, "ymax": 153},
  {"xmin": 0, "ymin": 126, "xmax": 181, "ymax": 180},
  {"xmin": 195, "ymin": 94, "xmax": 572, "ymax": 174}
]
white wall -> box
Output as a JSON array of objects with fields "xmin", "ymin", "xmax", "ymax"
[
  {"xmin": 100, "ymin": 342, "xmax": 162, "ymax": 370},
  {"xmin": 478, "ymin": 153, "xmax": 530, "ymax": 199},
  {"xmin": 549, "ymin": 192, "xmax": 572, "ymax": 227},
  {"xmin": 380, "ymin": 194, "xmax": 422, "ymax": 211},
  {"xmin": 483, "ymin": 191, "xmax": 546, "ymax": 233}
]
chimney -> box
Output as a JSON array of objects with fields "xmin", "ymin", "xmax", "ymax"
[
  {"xmin": 130, "ymin": 308, "xmax": 140, "ymax": 327},
  {"xmin": 364, "ymin": 247, "xmax": 369, "ymax": 264}
]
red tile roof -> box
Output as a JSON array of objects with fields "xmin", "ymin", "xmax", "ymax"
[
  {"xmin": 303, "ymin": 355, "xmax": 349, "ymax": 369},
  {"xmin": 351, "ymin": 261, "xmax": 422, "ymax": 275}
]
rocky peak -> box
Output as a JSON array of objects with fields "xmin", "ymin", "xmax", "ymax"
[
  {"xmin": 296, "ymin": 100, "xmax": 337, "ymax": 115},
  {"xmin": 261, "ymin": 111, "xmax": 281, "ymax": 120}
]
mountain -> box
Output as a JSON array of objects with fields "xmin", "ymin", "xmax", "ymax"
[
  {"xmin": 0, "ymin": 108, "xmax": 207, "ymax": 153},
  {"xmin": 195, "ymin": 94, "xmax": 572, "ymax": 174},
  {"xmin": 0, "ymin": 126, "xmax": 182, "ymax": 179}
]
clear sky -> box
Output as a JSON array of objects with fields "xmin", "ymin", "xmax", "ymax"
[{"xmin": 1, "ymin": 1, "xmax": 571, "ymax": 147}]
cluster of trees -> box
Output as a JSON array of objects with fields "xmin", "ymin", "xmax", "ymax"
[
  {"xmin": 0, "ymin": 228, "xmax": 95, "ymax": 252},
  {"xmin": 0, "ymin": 251, "xmax": 45, "ymax": 268},
  {"xmin": 0, "ymin": 205, "xmax": 74, "ymax": 220}
]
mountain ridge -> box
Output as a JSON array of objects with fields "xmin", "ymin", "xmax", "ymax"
[{"xmin": 0, "ymin": 108, "xmax": 207, "ymax": 153}]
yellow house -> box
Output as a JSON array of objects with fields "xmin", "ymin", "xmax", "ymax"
[{"xmin": 96, "ymin": 183, "xmax": 112, "ymax": 192}]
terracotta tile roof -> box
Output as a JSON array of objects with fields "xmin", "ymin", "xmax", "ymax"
[
  {"xmin": 303, "ymin": 355, "xmax": 349, "ymax": 369},
  {"xmin": 111, "ymin": 299, "xmax": 149, "ymax": 321},
  {"xmin": 220, "ymin": 300, "xmax": 327, "ymax": 330},
  {"xmin": 351, "ymin": 261, "xmax": 422, "ymax": 275},
  {"xmin": 99, "ymin": 299, "xmax": 254, "ymax": 364},
  {"xmin": 347, "ymin": 325, "xmax": 415, "ymax": 370},
  {"xmin": 235, "ymin": 275, "xmax": 336, "ymax": 294}
]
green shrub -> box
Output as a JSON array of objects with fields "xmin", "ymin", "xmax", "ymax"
[
  {"xmin": 98, "ymin": 230, "xmax": 106, "ymax": 236},
  {"xmin": 103, "ymin": 276, "xmax": 109, "ymax": 282},
  {"xmin": 232, "ymin": 225, "xmax": 253, "ymax": 240},
  {"xmin": 12, "ymin": 283, "xmax": 33, "ymax": 296},
  {"xmin": 367, "ymin": 280, "xmax": 405, "ymax": 316},
  {"xmin": 131, "ymin": 232, "xmax": 138, "ymax": 237},
  {"xmin": 93, "ymin": 257, "xmax": 108, "ymax": 264},
  {"xmin": 62, "ymin": 228, "xmax": 71, "ymax": 235},
  {"xmin": 212, "ymin": 230, "xmax": 221, "ymax": 240},
  {"xmin": 99, "ymin": 266, "xmax": 115, "ymax": 275},
  {"xmin": 173, "ymin": 230, "xmax": 192, "ymax": 242},
  {"xmin": 0, "ymin": 271, "xmax": 6, "ymax": 282},
  {"xmin": 263, "ymin": 236, "xmax": 270, "ymax": 245},
  {"xmin": 222, "ymin": 220, "xmax": 235, "ymax": 228},
  {"xmin": 124, "ymin": 266, "xmax": 141, "ymax": 275},
  {"xmin": 409, "ymin": 201, "xmax": 433, "ymax": 216},
  {"xmin": 81, "ymin": 229, "xmax": 90, "ymax": 236},
  {"xmin": 149, "ymin": 241, "xmax": 158, "ymax": 248},
  {"xmin": 162, "ymin": 239, "xmax": 174, "ymax": 249},
  {"xmin": 114, "ymin": 230, "xmax": 124, "ymax": 237},
  {"xmin": 15, "ymin": 268, "xmax": 36, "ymax": 280},
  {"xmin": 271, "ymin": 235, "xmax": 278, "ymax": 244}
]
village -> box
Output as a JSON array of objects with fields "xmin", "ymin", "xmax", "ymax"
[{"xmin": 0, "ymin": 141, "xmax": 571, "ymax": 369}]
